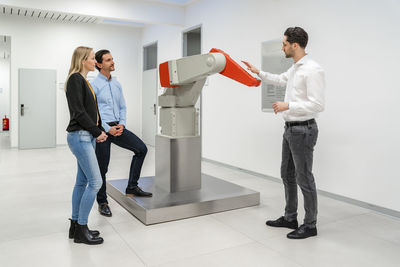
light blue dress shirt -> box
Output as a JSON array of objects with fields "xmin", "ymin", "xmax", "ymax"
[{"xmin": 90, "ymin": 73, "xmax": 127, "ymax": 133}]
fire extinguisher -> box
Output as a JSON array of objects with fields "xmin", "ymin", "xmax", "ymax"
[{"xmin": 2, "ymin": 115, "xmax": 9, "ymax": 131}]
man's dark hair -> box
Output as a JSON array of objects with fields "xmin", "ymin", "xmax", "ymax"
[
  {"xmin": 284, "ymin": 27, "xmax": 308, "ymax": 48},
  {"xmin": 95, "ymin": 49, "xmax": 110, "ymax": 71}
]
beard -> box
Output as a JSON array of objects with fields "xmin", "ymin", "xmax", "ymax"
[{"xmin": 284, "ymin": 51, "xmax": 293, "ymax": 58}]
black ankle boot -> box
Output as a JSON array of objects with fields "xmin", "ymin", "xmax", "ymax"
[
  {"xmin": 74, "ymin": 223, "xmax": 104, "ymax": 245},
  {"xmin": 69, "ymin": 219, "xmax": 100, "ymax": 239}
]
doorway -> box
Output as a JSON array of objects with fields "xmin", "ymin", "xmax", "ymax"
[
  {"xmin": 18, "ymin": 68, "xmax": 56, "ymax": 149},
  {"xmin": 183, "ymin": 26, "xmax": 201, "ymax": 57},
  {"xmin": 0, "ymin": 35, "xmax": 11, "ymax": 148},
  {"xmin": 142, "ymin": 42, "xmax": 158, "ymax": 147}
]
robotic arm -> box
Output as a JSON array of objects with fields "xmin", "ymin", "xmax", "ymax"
[{"xmin": 158, "ymin": 48, "xmax": 260, "ymax": 137}]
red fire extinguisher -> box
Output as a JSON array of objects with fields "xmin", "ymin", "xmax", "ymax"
[{"xmin": 3, "ymin": 116, "xmax": 9, "ymax": 131}]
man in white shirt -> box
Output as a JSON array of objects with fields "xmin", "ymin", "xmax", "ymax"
[{"xmin": 243, "ymin": 27, "xmax": 325, "ymax": 239}]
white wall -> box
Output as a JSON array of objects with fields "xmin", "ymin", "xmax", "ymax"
[
  {"xmin": 0, "ymin": 15, "xmax": 142, "ymax": 147},
  {"xmin": 143, "ymin": 0, "xmax": 400, "ymax": 212},
  {"xmin": 0, "ymin": 58, "xmax": 11, "ymax": 129},
  {"xmin": 142, "ymin": 24, "xmax": 183, "ymax": 69}
]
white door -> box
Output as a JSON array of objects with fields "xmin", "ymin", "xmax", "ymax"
[
  {"xmin": 142, "ymin": 69, "xmax": 157, "ymax": 146},
  {"xmin": 19, "ymin": 68, "xmax": 56, "ymax": 149}
]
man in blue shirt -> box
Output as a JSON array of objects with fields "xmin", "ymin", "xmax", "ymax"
[{"xmin": 91, "ymin": 49, "xmax": 152, "ymax": 217}]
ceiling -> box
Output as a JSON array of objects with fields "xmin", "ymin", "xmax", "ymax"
[
  {"xmin": 0, "ymin": 0, "xmax": 196, "ymax": 27},
  {"xmin": 0, "ymin": 5, "xmax": 98, "ymax": 24}
]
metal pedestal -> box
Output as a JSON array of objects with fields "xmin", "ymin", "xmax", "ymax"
[
  {"xmin": 155, "ymin": 135, "xmax": 201, "ymax": 192},
  {"xmin": 106, "ymin": 174, "xmax": 260, "ymax": 225}
]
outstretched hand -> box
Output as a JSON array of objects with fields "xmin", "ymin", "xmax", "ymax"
[{"xmin": 241, "ymin": 61, "xmax": 260, "ymax": 75}]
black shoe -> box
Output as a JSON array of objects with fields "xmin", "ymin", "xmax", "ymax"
[
  {"xmin": 98, "ymin": 203, "xmax": 112, "ymax": 217},
  {"xmin": 68, "ymin": 219, "xmax": 100, "ymax": 239},
  {"xmin": 125, "ymin": 186, "xmax": 153, "ymax": 197},
  {"xmin": 266, "ymin": 216, "xmax": 298, "ymax": 229},
  {"xmin": 287, "ymin": 224, "xmax": 317, "ymax": 239},
  {"xmin": 74, "ymin": 223, "xmax": 104, "ymax": 245}
]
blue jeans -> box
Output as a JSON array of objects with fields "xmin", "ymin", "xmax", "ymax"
[{"xmin": 67, "ymin": 130, "xmax": 102, "ymax": 225}]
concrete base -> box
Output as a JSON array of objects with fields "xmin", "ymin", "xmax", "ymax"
[{"xmin": 106, "ymin": 174, "xmax": 260, "ymax": 225}]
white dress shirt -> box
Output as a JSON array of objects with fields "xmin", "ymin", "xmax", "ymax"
[{"xmin": 258, "ymin": 55, "xmax": 325, "ymax": 122}]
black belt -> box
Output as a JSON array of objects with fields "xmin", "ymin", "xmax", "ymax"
[
  {"xmin": 107, "ymin": 121, "xmax": 119, "ymax": 126},
  {"xmin": 285, "ymin": 119, "xmax": 316, "ymax": 127}
]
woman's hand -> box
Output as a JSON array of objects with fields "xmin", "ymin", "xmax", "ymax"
[{"xmin": 96, "ymin": 131, "xmax": 108, "ymax": 143}]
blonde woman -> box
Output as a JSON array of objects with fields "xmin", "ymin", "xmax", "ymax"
[{"xmin": 65, "ymin": 46, "xmax": 108, "ymax": 245}]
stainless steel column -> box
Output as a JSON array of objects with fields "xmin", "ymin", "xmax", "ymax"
[{"xmin": 155, "ymin": 135, "xmax": 201, "ymax": 192}]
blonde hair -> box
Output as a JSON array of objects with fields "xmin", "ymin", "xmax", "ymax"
[{"xmin": 65, "ymin": 46, "xmax": 93, "ymax": 91}]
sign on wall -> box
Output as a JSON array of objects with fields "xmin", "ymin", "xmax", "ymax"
[{"xmin": 261, "ymin": 39, "xmax": 292, "ymax": 112}]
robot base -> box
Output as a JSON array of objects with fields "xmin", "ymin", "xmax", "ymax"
[{"xmin": 106, "ymin": 174, "xmax": 260, "ymax": 225}]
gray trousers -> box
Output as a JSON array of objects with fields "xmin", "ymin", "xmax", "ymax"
[{"xmin": 281, "ymin": 122, "xmax": 319, "ymax": 227}]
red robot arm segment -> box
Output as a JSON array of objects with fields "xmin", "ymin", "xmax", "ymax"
[
  {"xmin": 159, "ymin": 48, "xmax": 261, "ymax": 88},
  {"xmin": 159, "ymin": 61, "xmax": 179, "ymax": 88},
  {"xmin": 209, "ymin": 48, "xmax": 261, "ymax": 87}
]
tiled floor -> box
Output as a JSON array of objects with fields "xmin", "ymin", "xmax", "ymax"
[{"xmin": 0, "ymin": 137, "xmax": 399, "ymax": 267}]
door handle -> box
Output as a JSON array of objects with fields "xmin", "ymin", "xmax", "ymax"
[
  {"xmin": 21, "ymin": 104, "xmax": 24, "ymax": 116},
  {"xmin": 153, "ymin": 104, "xmax": 156, "ymax": 115}
]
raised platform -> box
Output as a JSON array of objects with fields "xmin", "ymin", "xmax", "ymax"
[{"xmin": 107, "ymin": 174, "xmax": 260, "ymax": 225}]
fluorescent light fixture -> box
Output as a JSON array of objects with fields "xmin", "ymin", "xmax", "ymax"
[{"xmin": 102, "ymin": 18, "xmax": 145, "ymax": 27}]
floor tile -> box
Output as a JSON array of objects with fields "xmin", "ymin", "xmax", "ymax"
[
  {"xmin": 337, "ymin": 211, "xmax": 400, "ymax": 245},
  {"xmin": 112, "ymin": 216, "xmax": 252, "ymax": 266},
  {"xmin": 0, "ymin": 225, "xmax": 145, "ymax": 267},
  {"xmin": 259, "ymin": 220, "xmax": 400, "ymax": 267},
  {"xmin": 0, "ymin": 140, "xmax": 399, "ymax": 266},
  {"xmin": 157, "ymin": 242, "xmax": 302, "ymax": 267}
]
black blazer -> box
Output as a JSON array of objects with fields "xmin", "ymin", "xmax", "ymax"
[{"xmin": 66, "ymin": 72, "xmax": 103, "ymax": 137}]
